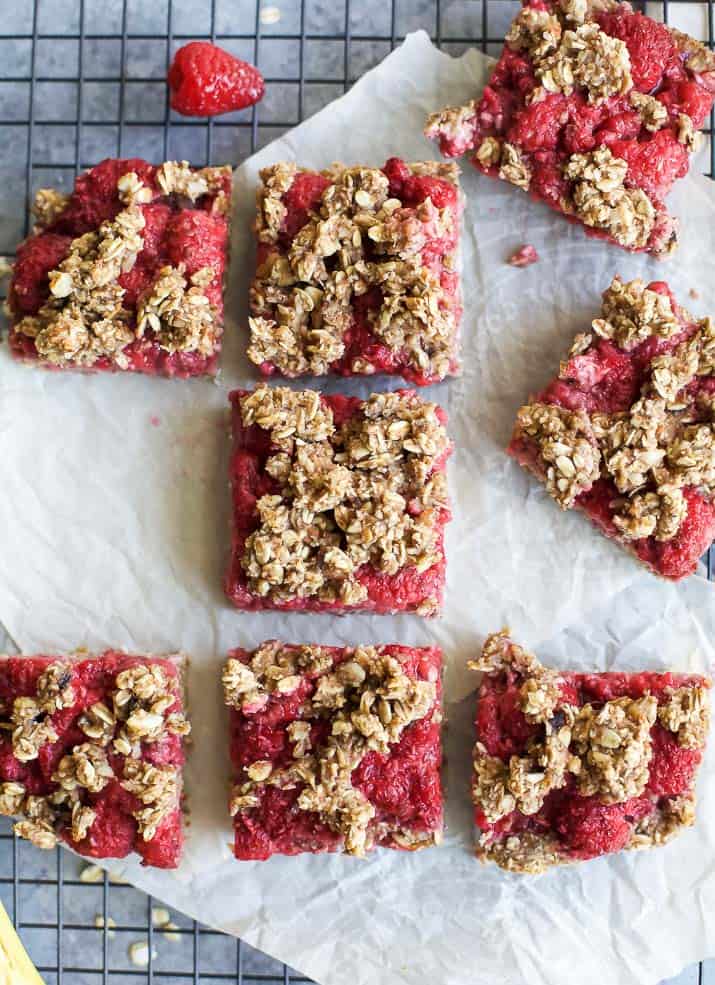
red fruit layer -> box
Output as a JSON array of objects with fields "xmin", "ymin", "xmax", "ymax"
[
  {"xmin": 224, "ymin": 389, "xmax": 452, "ymax": 613},
  {"xmin": 8, "ymin": 158, "xmax": 231, "ymax": 378},
  {"xmin": 0, "ymin": 652, "xmax": 186, "ymax": 868},
  {"xmin": 475, "ymin": 661, "xmax": 707, "ymax": 861},
  {"xmin": 255, "ymin": 157, "xmax": 462, "ymax": 386},
  {"xmin": 229, "ymin": 644, "xmax": 442, "ymax": 859}
]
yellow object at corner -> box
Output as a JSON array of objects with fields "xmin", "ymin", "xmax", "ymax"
[{"xmin": 0, "ymin": 901, "xmax": 46, "ymax": 985}]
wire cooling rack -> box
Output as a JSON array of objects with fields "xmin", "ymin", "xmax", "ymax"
[{"xmin": 1, "ymin": 0, "xmax": 715, "ymax": 982}]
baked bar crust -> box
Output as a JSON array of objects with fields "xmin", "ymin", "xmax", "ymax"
[
  {"xmin": 509, "ymin": 277, "xmax": 715, "ymax": 579},
  {"xmin": 248, "ymin": 157, "xmax": 462, "ymax": 385},
  {"xmin": 223, "ymin": 641, "xmax": 443, "ymax": 859},
  {"xmin": 425, "ymin": 0, "xmax": 715, "ymax": 257},
  {"xmin": 470, "ymin": 629, "xmax": 710, "ymax": 873},
  {"xmin": 0, "ymin": 650, "xmax": 191, "ymax": 869},
  {"xmin": 224, "ymin": 384, "xmax": 453, "ymax": 614},
  {"xmin": 8, "ymin": 158, "xmax": 231, "ymax": 376}
]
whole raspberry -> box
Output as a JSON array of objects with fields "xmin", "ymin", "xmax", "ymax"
[{"xmin": 168, "ymin": 42, "xmax": 264, "ymax": 117}]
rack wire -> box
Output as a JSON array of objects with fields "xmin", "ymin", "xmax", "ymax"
[{"xmin": 0, "ymin": 0, "xmax": 714, "ymax": 982}]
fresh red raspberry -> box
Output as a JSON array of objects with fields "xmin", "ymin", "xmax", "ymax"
[
  {"xmin": 168, "ymin": 41, "xmax": 264, "ymax": 117},
  {"xmin": 597, "ymin": 9, "xmax": 676, "ymax": 92}
]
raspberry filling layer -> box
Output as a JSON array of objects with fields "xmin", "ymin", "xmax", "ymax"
[
  {"xmin": 224, "ymin": 385, "xmax": 452, "ymax": 614},
  {"xmin": 248, "ymin": 157, "xmax": 462, "ymax": 385},
  {"xmin": 471, "ymin": 631, "xmax": 710, "ymax": 872},
  {"xmin": 223, "ymin": 642, "xmax": 443, "ymax": 859},
  {"xmin": 508, "ymin": 277, "xmax": 715, "ymax": 579},
  {"xmin": 0, "ymin": 651, "xmax": 190, "ymax": 869},
  {"xmin": 8, "ymin": 158, "xmax": 231, "ymax": 377},
  {"xmin": 426, "ymin": 0, "xmax": 715, "ymax": 256}
]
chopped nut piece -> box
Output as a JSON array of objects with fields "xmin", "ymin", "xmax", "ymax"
[{"xmin": 630, "ymin": 91, "xmax": 668, "ymax": 132}]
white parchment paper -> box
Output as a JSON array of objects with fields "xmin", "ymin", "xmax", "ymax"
[{"xmin": 1, "ymin": 30, "xmax": 715, "ymax": 985}]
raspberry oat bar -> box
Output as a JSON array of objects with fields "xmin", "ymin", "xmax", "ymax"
[
  {"xmin": 0, "ymin": 651, "xmax": 191, "ymax": 868},
  {"xmin": 225, "ymin": 385, "xmax": 452, "ymax": 614},
  {"xmin": 470, "ymin": 630, "xmax": 710, "ymax": 873},
  {"xmin": 248, "ymin": 157, "xmax": 462, "ymax": 385},
  {"xmin": 223, "ymin": 641, "xmax": 443, "ymax": 859},
  {"xmin": 8, "ymin": 158, "xmax": 231, "ymax": 376},
  {"xmin": 425, "ymin": 0, "xmax": 715, "ymax": 257},
  {"xmin": 509, "ymin": 277, "xmax": 715, "ymax": 579}
]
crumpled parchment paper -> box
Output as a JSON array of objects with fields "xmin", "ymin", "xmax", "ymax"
[{"xmin": 1, "ymin": 29, "xmax": 715, "ymax": 985}]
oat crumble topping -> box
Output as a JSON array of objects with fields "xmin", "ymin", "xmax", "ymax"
[
  {"xmin": 248, "ymin": 161, "xmax": 460, "ymax": 380},
  {"xmin": 571, "ymin": 695, "xmax": 657, "ymax": 801},
  {"xmin": 629, "ymin": 91, "xmax": 668, "ymax": 132},
  {"xmin": 513, "ymin": 403, "xmax": 601, "ymax": 507},
  {"xmin": 224, "ymin": 643, "xmax": 438, "ymax": 856},
  {"xmin": 32, "ymin": 188, "xmax": 70, "ymax": 230},
  {"xmin": 137, "ymin": 264, "xmax": 219, "ymax": 355},
  {"xmin": 563, "ymin": 147, "xmax": 655, "ymax": 251},
  {"xmin": 537, "ymin": 23, "xmax": 632, "ymax": 103},
  {"xmin": 658, "ymin": 685, "xmax": 711, "ymax": 749},
  {"xmin": 237, "ymin": 386, "xmax": 449, "ymax": 606}
]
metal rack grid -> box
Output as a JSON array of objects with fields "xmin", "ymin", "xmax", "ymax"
[{"xmin": 0, "ymin": 0, "xmax": 714, "ymax": 982}]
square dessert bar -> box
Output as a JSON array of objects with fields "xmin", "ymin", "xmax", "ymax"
[
  {"xmin": 225, "ymin": 384, "xmax": 453, "ymax": 614},
  {"xmin": 8, "ymin": 158, "xmax": 231, "ymax": 376},
  {"xmin": 248, "ymin": 157, "xmax": 462, "ymax": 385},
  {"xmin": 425, "ymin": 0, "xmax": 715, "ymax": 257},
  {"xmin": 0, "ymin": 650, "xmax": 191, "ymax": 869},
  {"xmin": 469, "ymin": 630, "xmax": 710, "ymax": 873},
  {"xmin": 509, "ymin": 277, "xmax": 715, "ymax": 579},
  {"xmin": 223, "ymin": 641, "xmax": 443, "ymax": 859}
]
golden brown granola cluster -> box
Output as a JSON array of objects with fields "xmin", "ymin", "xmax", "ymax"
[
  {"xmin": 512, "ymin": 278, "xmax": 715, "ymax": 545},
  {"xmin": 0, "ymin": 656, "xmax": 190, "ymax": 851},
  {"xmin": 237, "ymin": 385, "xmax": 450, "ymax": 611},
  {"xmin": 223, "ymin": 642, "xmax": 440, "ymax": 856},
  {"xmin": 248, "ymin": 160, "xmax": 461, "ymax": 380}
]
